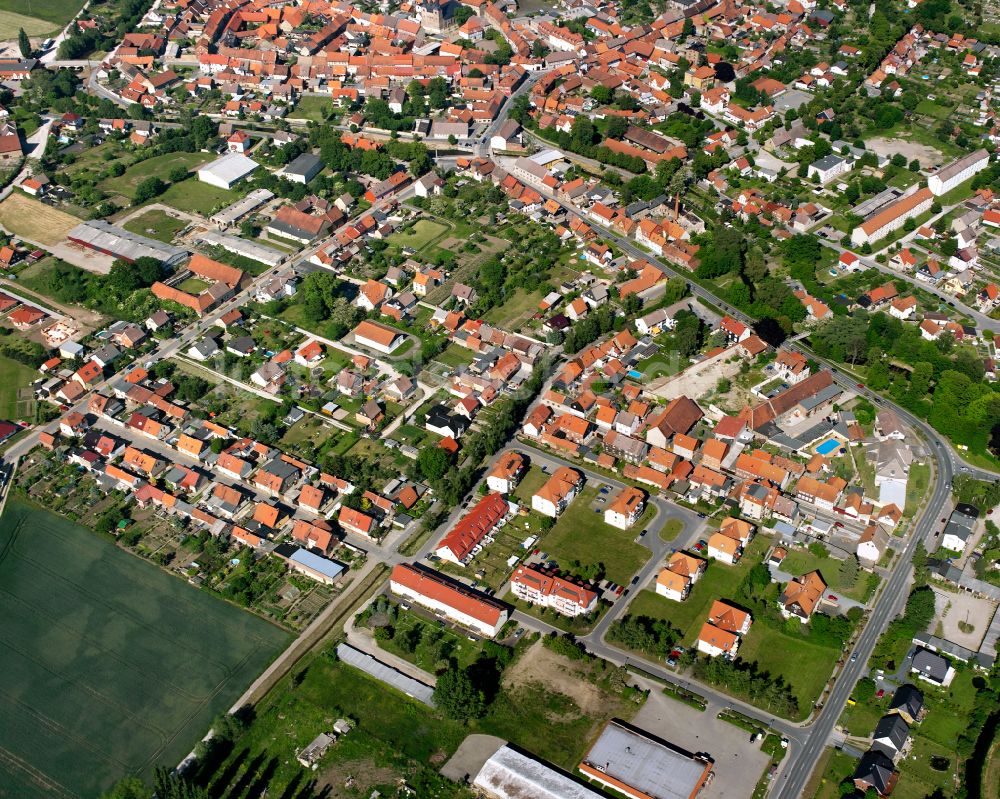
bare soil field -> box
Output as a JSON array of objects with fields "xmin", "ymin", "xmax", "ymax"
[{"xmin": 0, "ymin": 194, "xmax": 79, "ymax": 246}]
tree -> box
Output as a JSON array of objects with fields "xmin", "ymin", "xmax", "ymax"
[
  {"xmin": 133, "ymin": 176, "xmax": 167, "ymax": 204},
  {"xmin": 839, "ymin": 555, "xmax": 859, "ymax": 586},
  {"xmin": 417, "ymin": 445, "xmax": 451, "ymax": 481},
  {"xmin": 18, "ymin": 28, "xmax": 31, "ymax": 59},
  {"xmin": 909, "ymin": 158, "xmax": 921, "ymax": 172},
  {"xmin": 433, "ymin": 666, "xmax": 486, "ymax": 720}
]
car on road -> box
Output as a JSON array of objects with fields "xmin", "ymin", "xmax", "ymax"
[
  {"xmin": 697, "ymin": 512, "xmax": 706, "ymax": 518},
  {"xmin": 827, "ymin": 594, "xmax": 838, "ymax": 602},
  {"xmin": 856, "ymin": 383, "xmax": 865, "ymax": 389},
  {"xmin": 639, "ymin": 529, "xmax": 647, "ymax": 537},
  {"xmin": 850, "ymin": 653, "xmax": 858, "ymax": 662},
  {"xmin": 630, "ymin": 576, "xmax": 640, "ymax": 585}
]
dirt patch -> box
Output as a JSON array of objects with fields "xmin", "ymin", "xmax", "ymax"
[
  {"xmin": 0, "ymin": 193, "xmax": 80, "ymax": 246},
  {"xmin": 502, "ymin": 641, "xmax": 609, "ymax": 718},
  {"xmin": 931, "ymin": 586, "xmax": 996, "ymax": 650},
  {"xmin": 865, "ymin": 137, "xmax": 944, "ymax": 169},
  {"xmin": 315, "ymin": 757, "xmax": 401, "ymax": 796}
]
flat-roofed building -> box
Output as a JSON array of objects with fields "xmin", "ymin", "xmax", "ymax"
[
  {"xmin": 198, "ymin": 152, "xmax": 260, "ymax": 189},
  {"xmin": 67, "ymin": 221, "xmax": 187, "ymax": 266},
  {"xmin": 579, "ymin": 721, "xmax": 713, "ymax": 799}
]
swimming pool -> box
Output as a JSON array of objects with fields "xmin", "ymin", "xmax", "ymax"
[
  {"xmin": 627, "ymin": 369, "xmax": 643, "ymax": 379},
  {"xmin": 816, "ymin": 438, "xmax": 842, "ymax": 456}
]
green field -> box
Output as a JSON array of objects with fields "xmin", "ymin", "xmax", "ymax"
[
  {"xmin": 122, "ymin": 209, "xmax": 188, "ymax": 243},
  {"xmin": 0, "ymin": 0, "xmax": 86, "ymax": 25},
  {"xmin": 541, "ymin": 486, "xmax": 650, "ymax": 585},
  {"xmin": 287, "ymin": 95, "xmax": 333, "ymax": 122},
  {"xmin": 387, "ymin": 219, "xmax": 450, "ymax": 252},
  {"xmin": 0, "ymin": 7, "xmax": 59, "ymax": 38},
  {"xmin": 158, "ymin": 181, "xmax": 238, "ymax": 216},
  {"xmin": 0, "ymin": 501, "xmax": 290, "ymax": 798},
  {"xmin": 99, "ymin": 153, "xmax": 213, "ymax": 200},
  {"xmin": 177, "ymin": 277, "xmax": 211, "ymax": 295},
  {"xmin": 0, "ymin": 354, "xmax": 38, "ymax": 420}
]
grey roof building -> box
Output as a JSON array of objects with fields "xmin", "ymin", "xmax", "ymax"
[
  {"xmin": 871, "ymin": 714, "xmax": 909, "ymax": 757},
  {"xmin": 281, "ymin": 152, "xmax": 324, "ymax": 184}
]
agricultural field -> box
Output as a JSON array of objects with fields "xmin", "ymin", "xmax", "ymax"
[
  {"xmin": 0, "ymin": 0, "xmax": 85, "ymax": 36},
  {"xmin": 122, "ymin": 209, "xmax": 188, "ymax": 243},
  {"xmin": 98, "ymin": 153, "xmax": 213, "ymax": 201},
  {"xmin": 0, "ymin": 193, "xmax": 79, "ymax": 245},
  {"xmin": 0, "ymin": 500, "xmax": 290, "ymax": 798},
  {"xmin": 0, "ymin": 354, "xmax": 38, "ymax": 420}
]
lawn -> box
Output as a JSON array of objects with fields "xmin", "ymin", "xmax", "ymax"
[
  {"xmin": 737, "ymin": 623, "xmax": 838, "ymax": 717},
  {"xmin": 779, "ymin": 548, "xmax": 869, "ymax": 602},
  {"xmin": 541, "ymin": 486, "xmax": 651, "ymax": 585},
  {"xmin": 905, "ymin": 462, "xmax": 931, "ymax": 517},
  {"xmin": 0, "ymin": 500, "xmax": 290, "ymax": 797},
  {"xmin": 122, "ymin": 209, "xmax": 188, "ymax": 243},
  {"xmin": 511, "ymin": 465, "xmax": 549, "ymax": 505},
  {"xmin": 623, "ymin": 535, "xmax": 772, "ymax": 642},
  {"xmin": 660, "ymin": 518, "xmax": 684, "ymax": 542},
  {"xmin": 914, "ymin": 99, "xmax": 952, "ymax": 120},
  {"xmin": 435, "ymin": 342, "xmax": 475, "ymax": 369},
  {"xmin": 287, "ymin": 95, "xmax": 333, "ymax": 122},
  {"xmin": 158, "ymin": 181, "xmax": 238, "ymax": 216},
  {"xmin": 0, "ymin": 193, "xmax": 80, "ymax": 245},
  {"xmin": 483, "ymin": 287, "xmax": 542, "ymax": 329},
  {"xmin": 387, "ymin": 218, "xmax": 450, "ymax": 252},
  {"xmin": 0, "ymin": 354, "xmax": 37, "ymax": 420},
  {"xmin": 807, "ymin": 748, "xmax": 859, "ymax": 799},
  {"xmin": 99, "ymin": 153, "xmax": 213, "ymax": 200},
  {"xmin": 177, "ymin": 277, "xmax": 211, "ymax": 295},
  {"xmin": 893, "ymin": 736, "xmax": 957, "ymax": 799}
]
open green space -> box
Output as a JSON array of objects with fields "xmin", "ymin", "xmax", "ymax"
[
  {"xmin": 779, "ymin": 548, "xmax": 870, "ymax": 602},
  {"xmin": 196, "ymin": 652, "xmax": 470, "ymax": 799},
  {"xmin": 287, "ymin": 95, "xmax": 333, "ymax": 122},
  {"xmin": 625, "ymin": 535, "xmax": 771, "ymax": 642},
  {"xmin": 541, "ymin": 486, "xmax": 651, "ymax": 585},
  {"xmin": 483, "ymin": 287, "xmax": 542, "ymax": 329},
  {"xmin": 0, "ymin": 500, "xmax": 290, "ymax": 798},
  {"xmin": 905, "ymin": 462, "xmax": 931, "ymax": 517},
  {"xmin": 177, "ymin": 277, "xmax": 211, "ymax": 295},
  {"xmin": 387, "ymin": 218, "xmax": 450, "ymax": 252},
  {"xmin": 0, "ymin": 0, "xmax": 85, "ymax": 24},
  {"xmin": 808, "ymin": 748, "xmax": 862, "ymax": 799},
  {"xmin": 435, "ymin": 342, "xmax": 475, "ymax": 369},
  {"xmin": 366, "ymin": 604, "xmax": 483, "ymax": 671},
  {"xmin": 122, "ymin": 209, "xmax": 188, "ymax": 243},
  {"xmin": 0, "ymin": 7, "xmax": 59, "ymax": 37},
  {"xmin": 0, "ymin": 354, "xmax": 38, "ymax": 420},
  {"xmin": 99, "ymin": 153, "xmax": 212, "ymax": 200},
  {"xmin": 736, "ymin": 624, "xmax": 836, "ymax": 717},
  {"xmin": 157, "ymin": 181, "xmax": 237, "ymax": 216},
  {"xmin": 914, "ymin": 99, "xmax": 952, "ymax": 120}
]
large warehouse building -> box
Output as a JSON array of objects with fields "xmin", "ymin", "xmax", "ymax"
[
  {"xmin": 579, "ymin": 721, "xmax": 714, "ymax": 799},
  {"xmin": 198, "ymin": 152, "xmax": 260, "ymax": 189},
  {"xmin": 67, "ymin": 220, "xmax": 187, "ymax": 266},
  {"xmin": 474, "ymin": 745, "xmax": 607, "ymax": 799}
]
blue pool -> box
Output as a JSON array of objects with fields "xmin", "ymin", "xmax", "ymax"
[
  {"xmin": 627, "ymin": 369, "xmax": 643, "ymax": 379},
  {"xmin": 816, "ymin": 438, "xmax": 842, "ymax": 456}
]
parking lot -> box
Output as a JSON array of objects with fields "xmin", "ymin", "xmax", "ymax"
[{"xmin": 632, "ymin": 685, "xmax": 773, "ymax": 799}]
